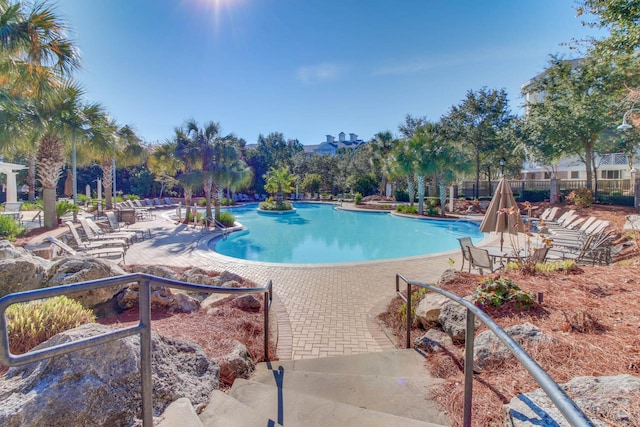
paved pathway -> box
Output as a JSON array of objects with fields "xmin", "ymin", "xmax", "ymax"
[{"xmin": 101, "ymin": 208, "xmax": 483, "ymax": 360}]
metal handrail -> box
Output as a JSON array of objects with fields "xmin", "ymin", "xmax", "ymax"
[
  {"xmin": 395, "ymin": 273, "xmax": 592, "ymax": 427},
  {"xmin": 0, "ymin": 273, "xmax": 273, "ymax": 427}
]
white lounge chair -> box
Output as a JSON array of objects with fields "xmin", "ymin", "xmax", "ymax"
[
  {"xmin": 46, "ymin": 236, "xmax": 125, "ymax": 263},
  {"xmin": 65, "ymin": 221, "xmax": 129, "ymax": 250}
]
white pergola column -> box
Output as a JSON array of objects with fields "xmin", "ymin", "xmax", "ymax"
[{"xmin": 0, "ymin": 162, "xmax": 27, "ymax": 203}]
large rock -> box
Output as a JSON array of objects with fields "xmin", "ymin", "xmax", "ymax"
[
  {"xmin": 181, "ymin": 267, "xmax": 216, "ymax": 286},
  {"xmin": 45, "ymin": 255, "xmax": 128, "ymax": 308},
  {"xmin": 232, "ymin": 294, "xmax": 261, "ymax": 312},
  {"xmin": 414, "ymin": 328, "xmax": 454, "ymax": 353},
  {"xmin": 0, "ymin": 323, "xmax": 219, "ymax": 427},
  {"xmin": 0, "ymin": 241, "xmax": 50, "ymax": 297},
  {"xmin": 504, "ymin": 374, "xmax": 640, "ymax": 427},
  {"xmin": 416, "ymin": 292, "xmax": 450, "ymax": 328},
  {"xmin": 437, "ymin": 295, "xmax": 479, "ymax": 342},
  {"xmin": 116, "ymin": 285, "xmax": 201, "ymax": 313},
  {"xmin": 473, "ymin": 323, "xmax": 551, "ymax": 371},
  {"xmin": 218, "ymin": 339, "xmax": 255, "ymax": 383},
  {"xmin": 130, "ymin": 264, "xmax": 179, "ymax": 281}
]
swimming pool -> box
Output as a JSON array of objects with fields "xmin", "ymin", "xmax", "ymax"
[{"xmin": 210, "ymin": 203, "xmax": 484, "ymax": 264}]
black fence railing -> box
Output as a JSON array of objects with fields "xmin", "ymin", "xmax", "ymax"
[{"xmin": 457, "ymin": 179, "xmax": 635, "ymax": 206}]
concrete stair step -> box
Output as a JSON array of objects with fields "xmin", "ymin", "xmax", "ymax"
[
  {"xmin": 256, "ymin": 349, "xmax": 428, "ymax": 377},
  {"xmin": 229, "ymin": 378, "xmax": 448, "ymax": 427},
  {"xmin": 250, "ymin": 370, "xmax": 449, "ymax": 425},
  {"xmin": 199, "ymin": 390, "xmax": 282, "ymax": 427},
  {"xmin": 157, "ymin": 397, "xmax": 203, "ymax": 427}
]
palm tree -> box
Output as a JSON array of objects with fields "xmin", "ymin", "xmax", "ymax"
[
  {"xmin": 369, "ymin": 131, "xmax": 397, "ymax": 195},
  {"xmin": 264, "ymin": 166, "xmax": 295, "ymax": 204},
  {"xmin": 148, "ymin": 141, "xmax": 180, "ymax": 198},
  {"xmin": 172, "ymin": 127, "xmax": 200, "ymax": 214},
  {"xmin": 389, "ymin": 140, "xmax": 418, "ymax": 208}
]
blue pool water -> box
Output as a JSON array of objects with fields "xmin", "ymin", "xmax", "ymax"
[{"xmin": 210, "ymin": 203, "xmax": 484, "ymax": 264}]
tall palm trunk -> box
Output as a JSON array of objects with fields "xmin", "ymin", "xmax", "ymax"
[
  {"xmin": 28, "ymin": 153, "xmax": 37, "ymax": 201},
  {"xmin": 417, "ymin": 175, "xmax": 425, "ymax": 215},
  {"xmin": 183, "ymin": 186, "xmax": 193, "ymax": 224},
  {"xmin": 407, "ymin": 178, "xmax": 415, "ymax": 207},
  {"xmin": 213, "ymin": 183, "xmax": 223, "ymax": 222},
  {"xmin": 101, "ymin": 159, "xmax": 114, "ymax": 209},
  {"xmin": 203, "ymin": 176, "xmax": 214, "ymax": 222},
  {"xmin": 37, "ymin": 135, "xmax": 65, "ymax": 228}
]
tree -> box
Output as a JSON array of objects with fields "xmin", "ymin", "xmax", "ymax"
[
  {"xmin": 247, "ymin": 132, "xmax": 303, "ymax": 193},
  {"xmin": 523, "ymin": 55, "xmax": 636, "ymax": 189},
  {"xmin": 264, "ymin": 166, "xmax": 295, "ymax": 204},
  {"xmin": 577, "ymin": 0, "xmax": 640, "ymax": 54},
  {"xmin": 172, "ymin": 127, "xmax": 200, "ymax": 211},
  {"xmin": 148, "ymin": 141, "xmax": 180, "ymax": 198},
  {"xmin": 369, "ymin": 131, "xmax": 397, "ymax": 195},
  {"xmin": 301, "ymin": 173, "xmax": 322, "ymax": 195},
  {"xmin": 441, "ymin": 88, "xmax": 513, "ymax": 199}
]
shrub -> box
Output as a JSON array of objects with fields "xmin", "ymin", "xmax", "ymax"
[
  {"xmin": 354, "ymin": 192, "xmax": 363, "ymax": 205},
  {"xmin": 259, "ymin": 198, "xmax": 293, "ymax": 211},
  {"xmin": 396, "ymin": 204, "xmax": 418, "ymax": 214},
  {"xmin": 21, "ymin": 200, "xmax": 43, "ymax": 210},
  {"xmin": 474, "ymin": 276, "xmax": 535, "ymax": 309},
  {"xmin": 398, "ymin": 287, "xmax": 428, "ymax": 325},
  {"xmin": 566, "ymin": 188, "xmax": 593, "ymax": 208},
  {"xmin": 0, "ymin": 215, "xmax": 26, "ymax": 241},
  {"xmin": 220, "ymin": 197, "xmax": 234, "ymax": 206},
  {"xmin": 218, "ymin": 211, "xmax": 236, "ymax": 227},
  {"xmin": 198, "ymin": 199, "xmax": 207, "ymax": 207},
  {"xmin": 55, "ymin": 200, "xmax": 79, "ymax": 218},
  {"xmin": 427, "ymin": 206, "xmax": 439, "ymax": 216},
  {"xmin": 6, "ymin": 296, "xmax": 96, "ymax": 354}
]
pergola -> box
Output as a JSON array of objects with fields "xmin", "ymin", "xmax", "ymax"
[{"xmin": 0, "ymin": 161, "xmax": 27, "ymax": 203}]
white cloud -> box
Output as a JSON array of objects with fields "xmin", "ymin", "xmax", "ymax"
[{"xmin": 296, "ymin": 62, "xmax": 348, "ymax": 85}]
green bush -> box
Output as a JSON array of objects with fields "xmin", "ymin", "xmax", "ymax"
[
  {"xmin": 0, "ymin": 215, "xmax": 26, "ymax": 241},
  {"xmin": 566, "ymin": 188, "xmax": 593, "ymax": 208},
  {"xmin": 6, "ymin": 296, "xmax": 96, "ymax": 354},
  {"xmin": 221, "ymin": 197, "xmax": 234, "ymax": 206},
  {"xmin": 398, "ymin": 287, "xmax": 428, "ymax": 325},
  {"xmin": 474, "ymin": 276, "xmax": 535, "ymax": 309},
  {"xmin": 521, "ymin": 190, "xmax": 549, "ymax": 203},
  {"xmin": 218, "ymin": 211, "xmax": 236, "ymax": 227},
  {"xmin": 396, "ymin": 204, "xmax": 418, "ymax": 214},
  {"xmin": 259, "ymin": 198, "xmax": 293, "ymax": 211},
  {"xmin": 354, "ymin": 192, "xmax": 363, "ymax": 205},
  {"xmin": 427, "ymin": 206, "xmax": 439, "ymax": 216},
  {"xmin": 198, "ymin": 199, "xmax": 207, "ymax": 207},
  {"xmin": 55, "ymin": 200, "xmax": 78, "ymax": 218},
  {"xmin": 21, "ymin": 200, "xmax": 43, "ymax": 210}
]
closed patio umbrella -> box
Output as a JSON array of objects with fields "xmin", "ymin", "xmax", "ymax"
[
  {"xmin": 63, "ymin": 170, "xmax": 74, "ymax": 197},
  {"xmin": 479, "ymin": 177, "xmax": 522, "ymax": 250}
]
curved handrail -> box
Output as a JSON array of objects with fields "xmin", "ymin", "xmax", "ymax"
[
  {"xmin": 395, "ymin": 273, "xmax": 592, "ymax": 427},
  {"xmin": 0, "ymin": 273, "xmax": 273, "ymax": 427}
]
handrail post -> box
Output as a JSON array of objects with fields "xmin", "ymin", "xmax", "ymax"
[
  {"xmin": 406, "ymin": 282, "xmax": 412, "ymax": 349},
  {"xmin": 463, "ymin": 308, "xmax": 475, "ymax": 427},
  {"xmin": 264, "ymin": 290, "xmax": 269, "ymax": 361},
  {"xmin": 139, "ymin": 279, "xmax": 153, "ymax": 427}
]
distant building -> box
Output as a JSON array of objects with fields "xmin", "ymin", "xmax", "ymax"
[{"xmin": 304, "ymin": 132, "xmax": 366, "ymax": 156}]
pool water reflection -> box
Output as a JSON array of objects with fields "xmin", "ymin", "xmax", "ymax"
[{"xmin": 211, "ymin": 203, "xmax": 483, "ymax": 264}]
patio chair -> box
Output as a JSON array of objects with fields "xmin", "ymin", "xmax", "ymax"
[
  {"xmin": 529, "ymin": 246, "xmax": 550, "ymax": 264},
  {"xmin": 106, "ymin": 211, "xmax": 151, "ymax": 239},
  {"xmin": 80, "ymin": 218, "xmax": 138, "ymax": 244},
  {"xmin": 456, "ymin": 236, "xmax": 475, "ymax": 273},
  {"xmin": 164, "ymin": 197, "xmax": 177, "ymax": 207},
  {"xmin": 45, "ymin": 236, "xmax": 125, "ymax": 263},
  {"xmin": 65, "ymin": 221, "xmax": 129, "ymax": 251},
  {"xmin": 467, "ymin": 246, "xmax": 503, "ymax": 275}
]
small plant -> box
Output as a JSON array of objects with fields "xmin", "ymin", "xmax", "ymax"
[
  {"xmin": 474, "ymin": 276, "xmax": 535, "ymax": 309},
  {"xmin": 427, "ymin": 206, "xmax": 439, "ymax": 216},
  {"xmin": 396, "ymin": 204, "xmax": 418, "ymax": 214},
  {"xmin": 6, "ymin": 296, "xmax": 96, "ymax": 354},
  {"xmin": 259, "ymin": 197, "xmax": 293, "ymax": 211},
  {"xmin": 566, "ymin": 188, "xmax": 593, "ymax": 208},
  {"xmin": 55, "ymin": 200, "xmax": 79, "ymax": 219},
  {"xmin": 398, "ymin": 287, "xmax": 429, "ymax": 325},
  {"xmin": 0, "ymin": 215, "xmax": 27, "ymax": 241},
  {"xmin": 447, "ymin": 257, "xmax": 456, "ymax": 268},
  {"xmin": 218, "ymin": 211, "xmax": 236, "ymax": 227},
  {"xmin": 354, "ymin": 192, "xmax": 363, "ymax": 205}
]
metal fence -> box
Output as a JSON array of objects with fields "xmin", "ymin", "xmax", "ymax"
[
  {"xmin": 0, "ymin": 273, "xmax": 273, "ymax": 427},
  {"xmin": 457, "ymin": 179, "xmax": 635, "ymax": 206}
]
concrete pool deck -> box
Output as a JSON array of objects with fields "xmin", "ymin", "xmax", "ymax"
[{"xmin": 117, "ymin": 204, "xmax": 499, "ymax": 361}]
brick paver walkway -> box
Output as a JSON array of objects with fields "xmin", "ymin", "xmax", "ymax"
[{"xmin": 116, "ymin": 209, "xmax": 475, "ymax": 360}]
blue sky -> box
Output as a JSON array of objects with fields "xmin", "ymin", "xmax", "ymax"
[{"xmin": 58, "ymin": 0, "xmax": 598, "ymax": 146}]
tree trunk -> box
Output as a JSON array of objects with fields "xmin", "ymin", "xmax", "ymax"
[
  {"xmin": 102, "ymin": 160, "xmax": 114, "ymax": 209},
  {"xmin": 204, "ymin": 176, "xmax": 213, "ymax": 222},
  {"xmin": 28, "ymin": 153, "xmax": 36, "ymax": 201},
  {"xmin": 439, "ymin": 183, "xmax": 447, "ymax": 216},
  {"xmin": 584, "ymin": 139, "xmax": 594, "ymax": 190},
  {"xmin": 36, "ymin": 135, "xmax": 65, "ymax": 228},
  {"xmin": 214, "ymin": 185, "xmax": 223, "ymax": 221},
  {"xmin": 183, "ymin": 186, "xmax": 193, "ymax": 224},
  {"xmin": 475, "ymin": 151, "xmax": 481, "ymax": 199},
  {"xmin": 417, "ymin": 175, "xmax": 425, "ymax": 215},
  {"xmin": 407, "ymin": 178, "xmax": 415, "ymax": 207}
]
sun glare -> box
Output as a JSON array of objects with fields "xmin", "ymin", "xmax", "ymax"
[{"xmin": 183, "ymin": 0, "xmax": 246, "ymax": 35}]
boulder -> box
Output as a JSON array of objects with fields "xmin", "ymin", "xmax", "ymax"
[
  {"xmin": 436, "ymin": 268, "xmax": 457, "ymax": 285},
  {"xmin": 415, "ymin": 292, "xmax": 450, "ymax": 328},
  {"xmin": 218, "ymin": 270, "xmax": 244, "ymax": 285},
  {"xmin": 181, "ymin": 267, "xmax": 215, "ymax": 286},
  {"xmin": 116, "ymin": 286, "xmax": 201, "ymax": 313},
  {"xmin": 473, "ymin": 323, "xmax": 551, "ymax": 371},
  {"xmin": 0, "ymin": 243, "xmax": 50, "ymax": 297},
  {"xmin": 437, "ymin": 295, "xmax": 479, "ymax": 342},
  {"xmin": 504, "ymin": 374, "xmax": 640, "ymax": 427},
  {"xmin": 130, "ymin": 265, "xmax": 179, "ymax": 281},
  {"xmin": 414, "ymin": 328, "xmax": 454, "ymax": 353},
  {"xmin": 232, "ymin": 294, "xmax": 261, "ymax": 312},
  {"xmin": 0, "ymin": 323, "xmax": 219, "ymax": 427},
  {"xmin": 45, "ymin": 255, "xmax": 128, "ymax": 308},
  {"xmin": 218, "ymin": 339, "xmax": 255, "ymax": 383}
]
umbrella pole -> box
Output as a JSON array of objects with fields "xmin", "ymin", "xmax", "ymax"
[{"xmin": 500, "ymin": 234, "xmax": 504, "ymax": 251}]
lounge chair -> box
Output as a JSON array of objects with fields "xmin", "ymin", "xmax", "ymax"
[
  {"xmin": 46, "ymin": 236, "xmax": 125, "ymax": 263},
  {"xmin": 65, "ymin": 221, "xmax": 129, "ymax": 250},
  {"xmin": 164, "ymin": 197, "xmax": 177, "ymax": 207},
  {"xmin": 529, "ymin": 246, "xmax": 550, "ymax": 264},
  {"xmin": 456, "ymin": 236, "xmax": 475, "ymax": 273},
  {"xmin": 468, "ymin": 246, "xmax": 503, "ymax": 274},
  {"xmin": 80, "ymin": 218, "xmax": 138, "ymax": 244},
  {"xmin": 106, "ymin": 211, "xmax": 151, "ymax": 239}
]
